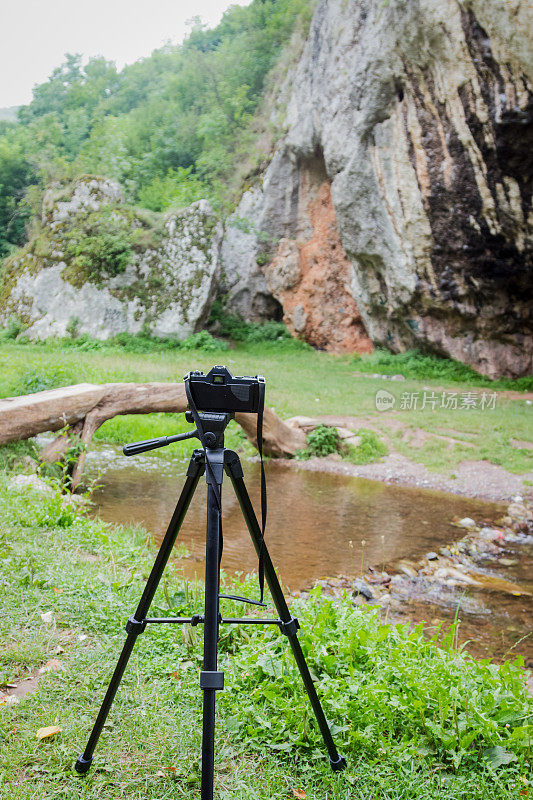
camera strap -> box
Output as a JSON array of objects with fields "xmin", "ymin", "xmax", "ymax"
[{"xmin": 256, "ymin": 380, "xmax": 267, "ymax": 603}]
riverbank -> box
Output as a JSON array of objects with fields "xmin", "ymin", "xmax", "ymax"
[
  {"xmin": 0, "ymin": 476, "xmax": 532, "ymax": 799},
  {"xmin": 1, "ymin": 340, "xmax": 532, "ymax": 489},
  {"xmin": 276, "ymin": 452, "xmax": 533, "ymax": 503}
]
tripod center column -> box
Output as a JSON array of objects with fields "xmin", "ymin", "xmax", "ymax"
[{"xmin": 200, "ymin": 448, "xmax": 225, "ymax": 799}]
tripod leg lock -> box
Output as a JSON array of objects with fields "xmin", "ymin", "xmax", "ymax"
[
  {"xmin": 125, "ymin": 616, "xmax": 147, "ymax": 635},
  {"xmin": 200, "ymin": 670, "xmax": 224, "ymax": 690},
  {"xmin": 74, "ymin": 753, "xmax": 93, "ymax": 774},
  {"xmin": 280, "ymin": 616, "xmax": 300, "ymax": 637},
  {"xmin": 329, "ymin": 754, "xmax": 347, "ymax": 772}
]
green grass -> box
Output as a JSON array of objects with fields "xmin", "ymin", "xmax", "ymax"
[
  {"xmin": 0, "ymin": 339, "xmax": 532, "ymax": 474},
  {"xmin": 0, "ymin": 480, "xmax": 531, "ymax": 798},
  {"xmin": 352, "ymin": 349, "xmax": 533, "ymax": 392}
]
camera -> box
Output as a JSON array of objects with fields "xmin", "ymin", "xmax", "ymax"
[{"xmin": 185, "ymin": 366, "xmax": 264, "ymax": 413}]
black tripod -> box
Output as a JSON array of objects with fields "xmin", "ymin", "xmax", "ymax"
[{"xmin": 74, "ymin": 410, "xmax": 346, "ymax": 798}]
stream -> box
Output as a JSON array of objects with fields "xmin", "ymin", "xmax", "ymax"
[{"xmin": 86, "ymin": 446, "xmax": 532, "ymax": 665}]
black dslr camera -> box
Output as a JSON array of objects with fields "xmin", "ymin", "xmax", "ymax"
[{"xmin": 185, "ymin": 366, "xmax": 264, "ymax": 413}]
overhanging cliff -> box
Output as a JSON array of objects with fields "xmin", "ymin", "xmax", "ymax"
[{"xmin": 222, "ymin": 0, "xmax": 532, "ymax": 377}]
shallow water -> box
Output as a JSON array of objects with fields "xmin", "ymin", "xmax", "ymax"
[{"xmin": 88, "ymin": 448, "xmax": 503, "ymax": 591}]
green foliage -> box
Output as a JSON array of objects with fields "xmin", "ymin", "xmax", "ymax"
[
  {"xmin": 179, "ymin": 330, "xmax": 229, "ymax": 352},
  {"xmin": 353, "ymin": 349, "xmax": 533, "ymax": 391},
  {"xmin": 137, "ymin": 166, "xmax": 208, "ymax": 212},
  {"xmin": 343, "ymin": 428, "xmax": 388, "ymax": 465},
  {"xmin": 0, "ymin": 315, "xmax": 27, "ymax": 340},
  {"xmin": 65, "ymin": 316, "xmax": 80, "ymax": 339},
  {"xmin": 62, "ymin": 206, "xmax": 133, "ymax": 285},
  {"xmin": 0, "ymin": 0, "xmax": 310, "ymax": 255},
  {"xmin": 0, "ymin": 138, "xmax": 35, "ymax": 257},
  {"xmin": 223, "ymin": 589, "xmax": 533, "ymax": 770},
  {"xmin": 14, "ymin": 364, "xmax": 78, "ymax": 395},
  {"xmin": 0, "ymin": 441, "xmax": 37, "ymax": 473},
  {"xmin": 305, "ymin": 424, "xmax": 340, "ymax": 457},
  {"xmin": 297, "ymin": 424, "xmax": 388, "ymax": 464},
  {"xmin": 36, "ymin": 428, "xmax": 87, "ymax": 494},
  {"xmin": 209, "ymin": 300, "xmax": 293, "ymax": 343}
]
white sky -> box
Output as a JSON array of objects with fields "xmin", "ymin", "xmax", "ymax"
[{"xmin": 0, "ymin": 0, "xmax": 251, "ymax": 108}]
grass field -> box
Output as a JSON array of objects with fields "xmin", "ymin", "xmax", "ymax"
[
  {"xmin": 1, "ymin": 480, "xmax": 532, "ymax": 799},
  {"xmin": 1, "ymin": 339, "xmax": 532, "ymax": 474}
]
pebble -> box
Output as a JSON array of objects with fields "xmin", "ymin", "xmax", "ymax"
[
  {"xmin": 425, "ymin": 552, "xmax": 438, "ymax": 561},
  {"xmin": 352, "ymin": 579, "xmax": 373, "ymax": 601},
  {"xmin": 396, "ymin": 561, "xmax": 418, "ymax": 578},
  {"xmin": 479, "ymin": 527, "xmax": 500, "ymax": 541},
  {"xmin": 458, "ymin": 517, "xmax": 476, "ymax": 528}
]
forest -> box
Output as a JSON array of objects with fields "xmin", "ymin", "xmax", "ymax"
[{"xmin": 0, "ymin": 0, "xmax": 309, "ymax": 260}]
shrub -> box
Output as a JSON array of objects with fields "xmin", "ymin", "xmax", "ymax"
[
  {"xmin": 179, "ymin": 330, "xmax": 229, "ymax": 352},
  {"xmin": 0, "ymin": 316, "xmax": 27, "ymax": 340},
  {"xmin": 63, "ymin": 207, "xmax": 133, "ymax": 286},
  {"xmin": 297, "ymin": 425, "xmax": 387, "ymax": 464},
  {"xmin": 305, "ymin": 424, "xmax": 340, "ymax": 457},
  {"xmin": 343, "ymin": 428, "xmax": 388, "ymax": 465}
]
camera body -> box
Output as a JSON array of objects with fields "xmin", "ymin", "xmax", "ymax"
[{"xmin": 185, "ymin": 366, "xmax": 264, "ymax": 413}]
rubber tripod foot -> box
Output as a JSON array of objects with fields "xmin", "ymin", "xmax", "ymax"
[
  {"xmin": 74, "ymin": 754, "xmax": 93, "ymax": 774},
  {"xmin": 329, "ymin": 754, "xmax": 347, "ymax": 772}
]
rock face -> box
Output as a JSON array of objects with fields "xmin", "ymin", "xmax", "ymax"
[
  {"xmin": 1, "ymin": 176, "xmax": 221, "ymax": 340},
  {"xmin": 224, "ymin": 0, "xmax": 532, "ymax": 377}
]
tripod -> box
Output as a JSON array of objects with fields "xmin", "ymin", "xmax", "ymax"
[{"xmin": 74, "ymin": 410, "xmax": 346, "ymax": 799}]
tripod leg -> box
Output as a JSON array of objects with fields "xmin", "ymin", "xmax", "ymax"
[
  {"xmin": 75, "ymin": 452, "xmax": 205, "ymax": 774},
  {"xmin": 224, "ymin": 451, "xmax": 346, "ymax": 772},
  {"xmin": 200, "ymin": 455, "xmax": 224, "ymax": 800}
]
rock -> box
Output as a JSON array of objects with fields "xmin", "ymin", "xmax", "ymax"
[
  {"xmin": 1, "ymin": 178, "xmax": 221, "ymax": 341},
  {"xmin": 223, "ymin": 0, "xmax": 533, "ymax": 377},
  {"xmin": 425, "ymin": 551, "xmax": 439, "ymax": 561},
  {"xmin": 352, "ymin": 595, "xmax": 365, "ymax": 607},
  {"xmin": 434, "ymin": 567, "xmax": 481, "ymax": 586},
  {"xmin": 395, "ymin": 561, "xmax": 418, "ymax": 579},
  {"xmin": 352, "ymin": 579, "xmax": 374, "ymax": 601},
  {"xmin": 9, "ymin": 473, "xmax": 86, "ymax": 504},
  {"xmin": 479, "ymin": 527, "xmax": 501, "ymax": 541},
  {"xmin": 336, "ymin": 427, "xmax": 361, "ymax": 447},
  {"xmin": 507, "ymin": 503, "xmax": 530, "ymax": 520},
  {"xmin": 468, "ymin": 573, "xmax": 532, "ymax": 596},
  {"xmin": 221, "ymin": 188, "xmax": 281, "ymax": 321},
  {"xmin": 9, "ymin": 474, "xmax": 53, "ymax": 494},
  {"xmin": 458, "ymin": 517, "xmax": 477, "ymax": 529}
]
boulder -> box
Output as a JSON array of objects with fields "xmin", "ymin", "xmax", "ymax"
[{"xmin": 1, "ymin": 177, "xmax": 221, "ymax": 341}]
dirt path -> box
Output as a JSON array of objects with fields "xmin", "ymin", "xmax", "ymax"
[{"xmin": 275, "ymin": 452, "xmax": 532, "ymax": 503}]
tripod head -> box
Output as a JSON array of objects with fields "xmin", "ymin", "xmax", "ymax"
[{"xmin": 122, "ymin": 410, "xmax": 234, "ymax": 457}]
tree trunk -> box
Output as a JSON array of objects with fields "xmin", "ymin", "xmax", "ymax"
[{"xmin": 0, "ymin": 382, "xmax": 306, "ymax": 489}]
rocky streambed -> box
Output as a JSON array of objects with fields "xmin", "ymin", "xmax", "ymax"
[{"xmin": 307, "ymin": 499, "xmax": 533, "ymax": 670}]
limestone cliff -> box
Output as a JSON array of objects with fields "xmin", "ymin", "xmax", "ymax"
[
  {"xmin": 223, "ymin": 0, "xmax": 532, "ymax": 377},
  {"xmin": 0, "ymin": 177, "xmax": 221, "ymax": 340}
]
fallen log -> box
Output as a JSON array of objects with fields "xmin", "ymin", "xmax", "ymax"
[{"xmin": 0, "ymin": 382, "xmax": 306, "ymax": 489}]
